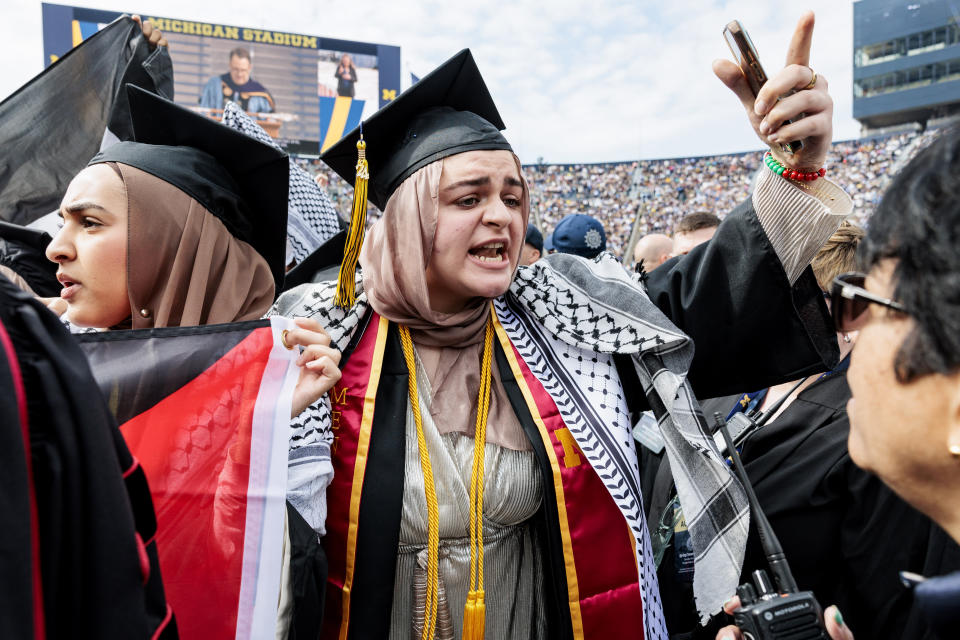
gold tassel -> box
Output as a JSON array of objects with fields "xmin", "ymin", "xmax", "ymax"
[
  {"xmin": 402, "ymin": 309, "xmax": 494, "ymax": 640},
  {"xmin": 334, "ymin": 135, "xmax": 369, "ymax": 308},
  {"xmin": 462, "ymin": 590, "xmax": 485, "ymax": 640}
]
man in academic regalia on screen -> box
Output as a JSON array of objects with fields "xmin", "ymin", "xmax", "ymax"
[{"xmin": 200, "ymin": 47, "xmax": 275, "ymax": 113}]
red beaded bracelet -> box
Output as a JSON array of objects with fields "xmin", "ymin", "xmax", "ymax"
[{"xmin": 764, "ymin": 152, "xmax": 826, "ymax": 182}]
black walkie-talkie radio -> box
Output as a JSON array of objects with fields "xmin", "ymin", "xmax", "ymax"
[{"xmin": 713, "ymin": 413, "xmax": 829, "ymax": 640}]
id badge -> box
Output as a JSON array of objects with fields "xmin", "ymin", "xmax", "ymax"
[
  {"xmin": 633, "ymin": 410, "xmax": 665, "ymax": 454},
  {"xmin": 673, "ymin": 501, "xmax": 695, "ymax": 582}
]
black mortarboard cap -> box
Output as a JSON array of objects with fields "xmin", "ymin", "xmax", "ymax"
[
  {"xmin": 321, "ymin": 49, "xmax": 512, "ymax": 210},
  {"xmin": 89, "ymin": 85, "xmax": 290, "ymax": 294},
  {"xmin": 0, "ymin": 221, "xmax": 59, "ymax": 297},
  {"xmin": 282, "ymin": 229, "xmax": 346, "ymax": 293}
]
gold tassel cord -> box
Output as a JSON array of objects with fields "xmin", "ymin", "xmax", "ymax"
[
  {"xmin": 399, "ymin": 324, "xmax": 441, "ymax": 640},
  {"xmin": 462, "ymin": 307, "xmax": 494, "ymax": 640},
  {"xmin": 334, "ymin": 136, "xmax": 369, "ymax": 308},
  {"xmin": 399, "ymin": 304, "xmax": 495, "ymax": 640}
]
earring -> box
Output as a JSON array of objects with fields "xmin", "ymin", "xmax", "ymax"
[
  {"xmin": 949, "ymin": 444, "xmax": 960, "ymax": 458},
  {"xmin": 843, "ymin": 333, "xmax": 851, "ymax": 344}
]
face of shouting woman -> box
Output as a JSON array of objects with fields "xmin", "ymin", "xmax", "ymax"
[
  {"xmin": 46, "ymin": 164, "xmax": 130, "ymax": 328},
  {"xmin": 425, "ymin": 150, "xmax": 527, "ymax": 314}
]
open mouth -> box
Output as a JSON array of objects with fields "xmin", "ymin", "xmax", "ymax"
[
  {"xmin": 468, "ymin": 242, "xmax": 507, "ymax": 263},
  {"xmin": 57, "ymin": 274, "xmax": 81, "ymax": 300}
]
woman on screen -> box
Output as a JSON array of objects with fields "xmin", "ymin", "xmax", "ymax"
[{"xmin": 334, "ymin": 53, "xmax": 358, "ymax": 98}]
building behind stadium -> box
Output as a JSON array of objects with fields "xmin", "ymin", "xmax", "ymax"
[{"xmin": 854, "ymin": 0, "xmax": 960, "ymax": 132}]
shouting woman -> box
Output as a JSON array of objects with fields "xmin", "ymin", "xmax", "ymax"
[{"xmin": 278, "ymin": 14, "xmax": 850, "ymax": 640}]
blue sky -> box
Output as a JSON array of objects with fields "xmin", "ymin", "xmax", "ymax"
[{"xmin": 0, "ymin": 0, "xmax": 859, "ymax": 163}]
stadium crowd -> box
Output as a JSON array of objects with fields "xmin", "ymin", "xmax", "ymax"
[{"xmin": 302, "ymin": 127, "xmax": 943, "ymax": 260}]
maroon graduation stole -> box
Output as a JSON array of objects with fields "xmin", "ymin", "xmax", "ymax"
[
  {"xmin": 321, "ymin": 314, "xmax": 389, "ymax": 640},
  {"xmin": 492, "ymin": 315, "xmax": 646, "ymax": 638},
  {"xmin": 322, "ymin": 312, "xmax": 645, "ymax": 639}
]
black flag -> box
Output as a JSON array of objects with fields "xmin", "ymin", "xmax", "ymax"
[{"xmin": 0, "ymin": 16, "xmax": 173, "ymax": 225}]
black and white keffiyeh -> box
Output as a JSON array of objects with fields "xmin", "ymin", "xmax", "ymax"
[
  {"xmin": 509, "ymin": 252, "xmax": 749, "ymax": 624},
  {"xmin": 220, "ymin": 103, "xmax": 342, "ymax": 264},
  {"xmin": 273, "ymin": 252, "xmax": 748, "ymax": 625}
]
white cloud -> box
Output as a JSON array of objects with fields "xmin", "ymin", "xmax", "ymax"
[{"xmin": 0, "ymin": 0, "xmax": 858, "ymax": 163}]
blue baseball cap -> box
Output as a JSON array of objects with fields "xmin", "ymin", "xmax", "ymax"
[{"xmin": 551, "ymin": 214, "xmax": 606, "ymax": 259}]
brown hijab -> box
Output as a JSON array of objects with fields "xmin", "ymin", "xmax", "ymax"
[
  {"xmin": 359, "ymin": 155, "xmax": 532, "ymax": 450},
  {"xmin": 118, "ymin": 164, "xmax": 275, "ymax": 329}
]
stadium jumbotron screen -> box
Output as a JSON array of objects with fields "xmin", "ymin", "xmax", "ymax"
[{"xmin": 41, "ymin": 2, "xmax": 401, "ymax": 155}]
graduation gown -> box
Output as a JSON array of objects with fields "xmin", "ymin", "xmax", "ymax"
[
  {"xmin": 913, "ymin": 570, "xmax": 960, "ymax": 640},
  {"xmin": 652, "ymin": 364, "xmax": 960, "ymax": 639},
  {"xmin": 735, "ymin": 366, "xmax": 960, "ymax": 640},
  {"xmin": 276, "ymin": 200, "xmax": 840, "ymax": 639},
  {"xmin": 0, "ymin": 275, "xmax": 175, "ymax": 639}
]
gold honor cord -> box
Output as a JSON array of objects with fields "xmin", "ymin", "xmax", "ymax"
[
  {"xmin": 335, "ymin": 135, "xmax": 369, "ymax": 308},
  {"xmin": 398, "ymin": 303, "xmax": 496, "ymax": 640},
  {"xmin": 463, "ymin": 309, "xmax": 494, "ymax": 640},
  {"xmin": 399, "ymin": 323, "xmax": 441, "ymax": 640}
]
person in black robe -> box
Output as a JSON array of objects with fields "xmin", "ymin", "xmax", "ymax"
[
  {"xmin": 649, "ymin": 224, "xmax": 960, "ymax": 639},
  {"xmin": 334, "ymin": 53, "xmax": 358, "ymax": 98},
  {"xmin": 0, "ymin": 274, "xmax": 175, "ymax": 638},
  {"xmin": 730, "ymin": 362, "xmax": 960, "ymax": 640}
]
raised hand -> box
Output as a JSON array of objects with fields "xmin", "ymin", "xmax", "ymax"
[
  {"xmin": 713, "ymin": 11, "xmax": 832, "ymax": 171},
  {"xmin": 132, "ymin": 15, "xmax": 168, "ymax": 50}
]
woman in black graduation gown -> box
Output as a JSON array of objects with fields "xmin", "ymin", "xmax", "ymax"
[
  {"xmin": 703, "ymin": 224, "xmax": 960, "ymax": 640},
  {"xmin": 42, "ymin": 86, "xmax": 342, "ymax": 637},
  {"xmin": 276, "ymin": 14, "xmax": 856, "ymax": 639},
  {"xmin": 715, "ymin": 130, "xmax": 960, "ymax": 640}
]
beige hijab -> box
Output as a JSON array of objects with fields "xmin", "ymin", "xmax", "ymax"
[
  {"xmin": 117, "ymin": 164, "xmax": 275, "ymax": 329},
  {"xmin": 359, "ymin": 156, "xmax": 531, "ymax": 450}
]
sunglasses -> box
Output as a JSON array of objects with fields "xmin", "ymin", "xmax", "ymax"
[{"xmin": 830, "ymin": 272, "xmax": 907, "ymax": 332}]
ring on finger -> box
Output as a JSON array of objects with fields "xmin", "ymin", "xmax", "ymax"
[
  {"xmin": 803, "ymin": 68, "xmax": 817, "ymax": 90},
  {"xmin": 281, "ymin": 329, "xmax": 294, "ymax": 350}
]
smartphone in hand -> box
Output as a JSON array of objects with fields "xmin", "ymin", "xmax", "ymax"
[{"xmin": 723, "ymin": 20, "xmax": 803, "ymax": 155}]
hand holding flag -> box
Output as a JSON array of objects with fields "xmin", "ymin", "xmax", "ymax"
[
  {"xmin": 132, "ymin": 15, "xmax": 168, "ymax": 49},
  {"xmin": 284, "ymin": 316, "xmax": 343, "ymax": 418}
]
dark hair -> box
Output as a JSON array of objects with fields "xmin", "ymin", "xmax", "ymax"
[
  {"xmin": 675, "ymin": 211, "xmax": 721, "ymax": 235},
  {"xmin": 229, "ymin": 47, "xmax": 251, "ymax": 62},
  {"xmin": 861, "ymin": 127, "xmax": 960, "ymax": 382}
]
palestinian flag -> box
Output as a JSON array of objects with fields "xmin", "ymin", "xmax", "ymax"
[{"xmin": 77, "ymin": 318, "xmax": 299, "ymax": 640}]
